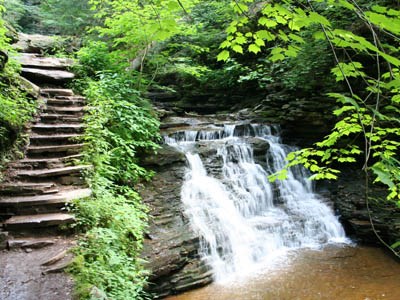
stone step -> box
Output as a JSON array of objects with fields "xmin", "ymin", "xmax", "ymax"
[
  {"xmin": 41, "ymin": 88, "xmax": 74, "ymax": 97},
  {"xmin": 31, "ymin": 123, "xmax": 84, "ymax": 134},
  {"xmin": 43, "ymin": 106, "xmax": 85, "ymax": 115},
  {"xmin": 27, "ymin": 145, "xmax": 84, "ymax": 159},
  {"xmin": 46, "ymin": 99, "xmax": 85, "ymax": 107},
  {"xmin": 7, "ymin": 237, "xmax": 56, "ymax": 250},
  {"xmin": 40, "ymin": 114, "xmax": 82, "ymax": 124},
  {"xmin": 9, "ymin": 155, "xmax": 83, "ymax": 170},
  {"xmin": 27, "ymin": 144, "xmax": 84, "ymax": 154},
  {"xmin": 17, "ymin": 165, "xmax": 91, "ymax": 179},
  {"xmin": 21, "ymin": 68, "xmax": 75, "ymax": 85},
  {"xmin": 0, "ymin": 188, "xmax": 91, "ymax": 207},
  {"xmin": 15, "ymin": 54, "xmax": 74, "ymax": 70},
  {"xmin": 29, "ymin": 134, "xmax": 83, "ymax": 146},
  {"xmin": 3, "ymin": 213, "xmax": 75, "ymax": 230},
  {"xmin": 54, "ymin": 95, "xmax": 85, "ymax": 101},
  {"xmin": 0, "ymin": 182, "xmax": 59, "ymax": 196}
]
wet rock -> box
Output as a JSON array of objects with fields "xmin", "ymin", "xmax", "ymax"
[
  {"xmin": 141, "ymin": 145, "xmax": 185, "ymax": 167},
  {"xmin": 139, "ymin": 153, "xmax": 213, "ymax": 298},
  {"xmin": 247, "ymin": 137, "xmax": 270, "ymax": 155}
]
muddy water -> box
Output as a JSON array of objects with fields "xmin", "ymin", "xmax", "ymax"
[{"xmin": 166, "ymin": 245, "xmax": 399, "ymax": 300}]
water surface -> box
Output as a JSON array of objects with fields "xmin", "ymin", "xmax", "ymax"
[{"xmin": 167, "ymin": 245, "xmax": 399, "ymax": 300}]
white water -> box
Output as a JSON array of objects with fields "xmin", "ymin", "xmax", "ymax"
[{"xmin": 166, "ymin": 123, "xmax": 349, "ymax": 282}]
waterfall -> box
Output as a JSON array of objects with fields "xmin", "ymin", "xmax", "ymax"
[{"xmin": 166, "ymin": 123, "xmax": 349, "ymax": 281}]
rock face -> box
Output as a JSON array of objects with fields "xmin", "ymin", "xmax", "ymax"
[
  {"xmin": 140, "ymin": 117, "xmax": 279, "ymax": 298},
  {"xmin": 148, "ymin": 88, "xmax": 335, "ymax": 148},
  {"xmin": 321, "ymin": 169, "xmax": 400, "ymax": 246},
  {"xmin": 140, "ymin": 144, "xmax": 213, "ymax": 298},
  {"xmin": 12, "ymin": 33, "xmax": 79, "ymax": 54},
  {"xmin": 141, "ymin": 106, "xmax": 399, "ymax": 298}
]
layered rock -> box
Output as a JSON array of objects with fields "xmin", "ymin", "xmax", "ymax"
[
  {"xmin": 14, "ymin": 53, "xmax": 75, "ymax": 86},
  {"xmin": 16, "ymin": 53, "xmax": 74, "ymax": 69},
  {"xmin": 12, "ymin": 33, "xmax": 79, "ymax": 54},
  {"xmin": 21, "ymin": 68, "xmax": 75, "ymax": 85},
  {"xmin": 140, "ymin": 145, "xmax": 213, "ymax": 298},
  {"xmin": 140, "ymin": 117, "xmax": 280, "ymax": 298},
  {"xmin": 321, "ymin": 169, "xmax": 400, "ymax": 246}
]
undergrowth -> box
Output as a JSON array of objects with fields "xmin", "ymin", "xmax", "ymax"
[
  {"xmin": 68, "ymin": 72, "xmax": 160, "ymax": 300},
  {"xmin": 0, "ymin": 62, "xmax": 37, "ymax": 176}
]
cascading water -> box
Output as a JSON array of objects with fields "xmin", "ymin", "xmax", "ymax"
[{"xmin": 166, "ymin": 122, "xmax": 349, "ymax": 282}]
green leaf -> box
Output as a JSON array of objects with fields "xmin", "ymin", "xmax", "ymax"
[
  {"xmin": 277, "ymin": 169, "xmax": 288, "ymax": 180},
  {"xmin": 235, "ymin": 36, "xmax": 247, "ymax": 45},
  {"xmin": 248, "ymin": 44, "xmax": 261, "ymax": 54},
  {"xmin": 327, "ymin": 93, "xmax": 360, "ymax": 110},
  {"xmin": 289, "ymin": 33, "xmax": 305, "ymax": 44},
  {"xmin": 275, "ymin": 15, "xmax": 287, "ymax": 25},
  {"xmin": 259, "ymin": 17, "xmax": 277, "ymax": 27},
  {"xmin": 256, "ymin": 30, "xmax": 275, "ymax": 41},
  {"xmin": 309, "ymin": 11, "xmax": 331, "ymax": 26},
  {"xmin": 217, "ymin": 50, "xmax": 230, "ymax": 61},
  {"xmin": 392, "ymin": 95, "xmax": 400, "ymax": 103},
  {"xmin": 286, "ymin": 152, "xmax": 296, "ymax": 161},
  {"xmin": 220, "ymin": 40, "xmax": 231, "ymax": 49},
  {"xmin": 270, "ymin": 53, "xmax": 285, "ymax": 61},
  {"xmin": 255, "ymin": 38, "xmax": 265, "ymax": 47},
  {"xmin": 232, "ymin": 44, "xmax": 243, "ymax": 53},
  {"xmin": 380, "ymin": 52, "xmax": 400, "ymax": 67},
  {"xmin": 391, "ymin": 241, "xmax": 400, "ymax": 249},
  {"xmin": 372, "ymin": 163, "xmax": 395, "ymax": 188}
]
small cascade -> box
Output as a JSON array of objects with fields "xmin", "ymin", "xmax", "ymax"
[{"xmin": 165, "ymin": 123, "xmax": 349, "ymax": 281}]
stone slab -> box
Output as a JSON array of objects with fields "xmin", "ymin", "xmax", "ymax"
[
  {"xmin": 15, "ymin": 53, "xmax": 74, "ymax": 69},
  {"xmin": 4, "ymin": 213, "xmax": 75, "ymax": 229},
  {"xmin": 22, "ymin": 68, "xmax": 75, "ymax": 84}
]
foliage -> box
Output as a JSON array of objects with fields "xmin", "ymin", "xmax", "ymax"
[
  {"xmin": 39, "ymin": 0, "xmax": 96, "ymax": 36},
  {"xmin": 218, "ymin": 0, "xmax": 400, "ymax": 255},
  {"xmin": 3, "ymin": 0, "xmax": 94, "ymax": 36},
  {"xmin": 81, "ymin": 73, "xmax": 160, "ymax": 184},
  {"xmin": 69, "ymin": 184, "xmax": 150, "ymax": 299},
  {"xmin": 88, "ymin": 0, "xmax": 200, "ymax": 64},
  {"xmin": 0, "ymin": 4, "xmax": 36, "ymax": 162},
  {"xmin": 3, "ymin": 0, "xmax": 40, "ymax": 33},
  {"xmin": 69, "ymin": 70, "xmax": 160, "ymax": 299},
  {"xmin": 219, "ymin": 0, "xmax": 400, "ymax": 203},
  {"xmin": 74, "ymin": 41, "xmax": 115, "ymax": 77}
]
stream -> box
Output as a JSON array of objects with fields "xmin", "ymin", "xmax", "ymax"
[
  {"xmin": 166, "ymin": 245, "xmax": 400, "ymax": 300},
  {"xmin": 156, "ymin": 118, "xmax": 399, "ymax": 299}
]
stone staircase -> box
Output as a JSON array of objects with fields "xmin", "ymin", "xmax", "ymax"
[{"xmin": 0, "ymin": 53, "xmax": 91, "ymax": 235}]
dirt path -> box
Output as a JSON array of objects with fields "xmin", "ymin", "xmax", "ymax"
[{"xmin": 0, "ymin": 235, "xmax": 75, "ymax": 300}]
